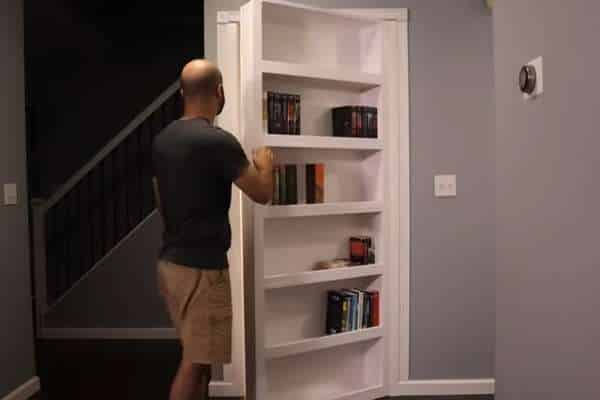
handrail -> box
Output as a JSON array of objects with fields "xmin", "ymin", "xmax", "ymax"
[{"xmin": 40, "ymin": 80, "xmax": 180, "ymax": 214}]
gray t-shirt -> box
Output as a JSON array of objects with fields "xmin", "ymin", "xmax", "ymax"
[{"xmin": 152, "ymin": 117, "xmax": 249, "ymax": 269}]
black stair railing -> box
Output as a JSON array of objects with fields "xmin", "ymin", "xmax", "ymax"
[{"xmin": 33, "ymin": 83, "xmax": 181, "ymax": 308}]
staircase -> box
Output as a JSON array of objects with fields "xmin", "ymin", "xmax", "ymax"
[{"xmin": 32, "ymin": 82, "xmax": 181, "ymax": 326}]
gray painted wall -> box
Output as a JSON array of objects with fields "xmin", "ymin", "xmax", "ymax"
[
  {"xmin": 0, "ymin": 0, "xmax": 37, "ymax": 396},
  {"xmin": 45, "ymin": 212, "xmax": 170, "ymax": 328},
  {"xmin": 207, "ymin": 0, "xmax": 495, "ymax": 379},
  {"xmin": 49, "ymin": 0, "xmax": 495, "ymax": 381},
  {"xmin": 494, "ymin": 1, "xmax": 600, "ymax": 398}
]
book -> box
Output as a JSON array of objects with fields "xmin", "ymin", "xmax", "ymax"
[
  {"xmin": 315, "ymin": 163, "xmax": 325, "ymax": 203},
  {"xmin": 263, "ymin": 91, "xmax": 268, "ymax": 132},
  {"xmin": 306, "ymin": 164, "xmax": 315, "ymax": 204},
  {"xmin": 350, "ymin": 236, "xmax": 372, "ymax": 265},
  {"xmin": 288, "ymin": 94, "xmax": 295, "ymax": 135},
  {"xmin": 285, "ymin": 165, "xmax": 298, "ymax": 204},
  {"xmin": 340, "ymin": 289, "xmax": 357, "ymax": 330},
  {"xmin": 371, "ymin": 107, "xmax": 378, "ymax": 138},
  {"xmin": 332, "ymin": 106, "xmax": 378, "ymax": 138},
  {"xmin": 273, "ymin": 93, "xmax": 281, "ymax": 133},
  {"xmin": 351, "ymin": 289, "xmax": 364, "ymax": 329},
  {"xmin": 266, "ymin": 92, "xmax": 302, "ymax": 135},
  {"xmin": 362, "ymin": 290, "xmax": 371, "ymax": 327},
  {"xmin": 297, "ymin": 163, "xmax": 306, "ymax": 204},
  {"xmin": 283, "ymin": 94, "xmax": 290, "ymax": 134},
  {"xmin": 369, "ymin": 290, "xmax": 380, "ymax": 327},
  {"xmin": 326, "ymin": 291, "xmax": 344, "ymax": 334},
  {"xmin": 340, "ymin": 293, "xmax": 352, "ymax": 332},
  {"xmin": 361, "ymin": 106, "xmax": 368, "ymax": 137},
  {"xmin": 278, "ymin": 165, "xmax": 287, "ymax": 205},
  {"xmin": 272, "ymin": 166, "xmax": 280, "ymax": 205},
  {"xmin": 295, "ymin": 94, "xmax": 300, "ymax": 135}
]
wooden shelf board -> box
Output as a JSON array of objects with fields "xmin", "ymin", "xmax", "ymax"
[
  {"xmin": 265, "ymin": 264, "xmax": 383, "ymax": 289},
  {"xmin": 329, "ymin": 385, "xmax": 386, "ymax": 400},
  {"xmin": 262, "ymin": 60, "xmax": 382, "ymax": 90},
  {"xmin": 265, "ymin": 326, "xmax": 383, "ymax": 359},
  {"xmin": 263, "ymin": 201, "xmax": 383, "ymax": 218},
  {"xmin": 264, "ymin": 134, "xmax": 383, "ymax": 150}
]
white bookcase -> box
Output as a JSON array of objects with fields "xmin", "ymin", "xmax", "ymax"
[{"xmin": 237, "ymin": 1, "xmax": 409, "ymax": 399}]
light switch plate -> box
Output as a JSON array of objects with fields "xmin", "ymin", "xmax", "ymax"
[
  {"xmin": 434, "ymin": 175, "xmax": 457, "ymax": 197},
  {"xmin": 4, "ymin": 183, "xmax": 18, "ymax": 205}
]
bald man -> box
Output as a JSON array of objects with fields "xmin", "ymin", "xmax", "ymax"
[{"xmin": 152, "ymin": 60, "xmax": 273, "ymax": 400}]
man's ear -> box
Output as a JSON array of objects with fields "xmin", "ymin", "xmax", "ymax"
[
  {"xmin": 217, "ymin": 83, "xmax": 224, "ymax": 97},
  {"xmin": 180, "ymin": 88, "xmax": 184, "ymax": 97}
]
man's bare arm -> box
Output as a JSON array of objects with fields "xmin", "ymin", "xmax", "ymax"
[
  {"xmin": 234, "ymin": 147, "xmax": 274, "ymax": 205},
  {"xmin": 152, "ymin": 177, "xmax": 164, "ymax": 218}
]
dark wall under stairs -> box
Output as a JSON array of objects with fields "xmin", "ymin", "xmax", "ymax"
[{"xmin": 24, "ymin": 0, "xmax": 204, "ymax": 198}]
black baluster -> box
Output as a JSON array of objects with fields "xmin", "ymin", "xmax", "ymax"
[
  {"xmin": 88, "ymin": 171, "xmax": 95, "ymax": 269},
  {"xmin": 112, "ymin": 149, "xmax": 120, "ymax": 242},
  {"xmin": 100, "ymin": 159, "xmax": 107, "ymax": 256},
  {"xmin": 124, "ymin": 137, "xmax": 131, "ymax": 230},
  {"xmin": 77, "ymin": 181, "xmax": 85, "ymax": 279},
  {"xmin": 64, "ymin": 191, "xmax": 73, "ymax": 289},
  {"xmin": 46, "ymin": 208, "xmax": 56, "ymax": 303},
  {"xmin": 137, "ymin": 127, "xmax": 143, "ymax": 223}
]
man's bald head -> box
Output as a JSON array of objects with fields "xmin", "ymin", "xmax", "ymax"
[{"xmin": 180, "ymin": 59, "xmax": 223, "ymax": 99}]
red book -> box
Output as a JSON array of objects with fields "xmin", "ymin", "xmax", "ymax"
[
  {"xmin": 315, "ymin": 163, "xmax": 325, "ymax": 203},
  {"xmin": 369, "ymin": 291, "xmax": 380, "ymax": 327}
]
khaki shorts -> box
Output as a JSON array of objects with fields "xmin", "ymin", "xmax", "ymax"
[{"xmin": 157, "ymin": 260, "xmax": 232, "ymax": 364}]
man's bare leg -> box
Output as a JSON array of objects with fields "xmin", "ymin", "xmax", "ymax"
[{"xmin": 170, "ymin": 361, "xmax": 211, "ymax": 400}]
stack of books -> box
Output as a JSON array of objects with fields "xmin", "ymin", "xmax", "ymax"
[
  {"xmin": 264, "ymin": 91, "xmax": 301, "ymax": 135},
  {"xmin": 326, "ymin": 289, "xmax": 380, "ymax": 335},
  {"xmin": 332, "ymin": 106, "xmax": 378, "ymax": 138},
  {"xmin": 272, "ymin": 163, "xmax": 324, "ymax": 205}
]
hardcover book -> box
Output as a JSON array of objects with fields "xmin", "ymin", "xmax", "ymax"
[
  {"xmin": 278, "ymin": 165, "xmax": 287, "ymax": 205},
  {"xmin": 326, "ymin": 291, "xmax": 344, "ymax": 334},
  {"xmin": 285, "ymin": 165, "xmax": 298, "ymax": 205}
]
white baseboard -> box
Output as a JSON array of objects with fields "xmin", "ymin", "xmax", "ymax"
[
  {"xmin": 39, "ymin": 328, "xmax": 177, "ymax": 340},
  {"xmin": 2, "ymin": 377, "xmax": 41, "ymax": 400},
  {"xmin": 209, "ymin": 381, "xmax": 244, "ymax": 397},
  {"xmin": 391, "ymin": 379, "xmax": 495, "ymax": 396}
]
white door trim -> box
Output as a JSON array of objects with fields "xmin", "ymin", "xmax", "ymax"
[{"xmin": 391, "ymin": 379, "xmax": 495, "ymax": 396}]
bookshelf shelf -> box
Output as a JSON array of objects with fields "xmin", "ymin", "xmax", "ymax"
[
  {"xmin": 264, "ymin": 264, "xmax": 383, "ymax": 289},
  {"xmin": 261, "ymin": 60, "xmax": 382, "ymax": 91},
  {"xmin": 262, "ymin": 201, "xmax": 383, "ymax": 218},
  {"xmin": 265, "ymin": 326, "xmax": 383, "ymax": 359},
  {"xmin": 329, "ymin": 385, "xmax": 386, "ymax": 400},
  {"xmin": 264, "ymin": 134, "xmax": 383, "ymax": 150}
]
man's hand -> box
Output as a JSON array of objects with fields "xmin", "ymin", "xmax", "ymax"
[
  {"xmin": 253, "ymin": 147, "xmax": 274, "ymax": 171},
  {"xmin": 234, "ymin": 147, "xmax": 275, "ymax": 204}
]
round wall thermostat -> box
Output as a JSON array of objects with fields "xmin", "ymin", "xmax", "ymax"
[{"xmin": 519, "ymin": 65, "xmax": 537, "ymax": 94}]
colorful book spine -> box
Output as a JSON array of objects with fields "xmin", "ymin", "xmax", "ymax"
[
  {"xmin": 363, "ymin": 290, "xmax": 371, "ymax": 327},
  {"xmin": 305, "ymin": 163, "xmax": 325, "ymax": 204},
  {"xmin": 341, "ymin": 294, "xmax": 350, "ymax": 332},
  {"xmin": 370, "ymin": 290, "xmax": 380, "ymax": 327},
  {"xmin": 315, "ymin": 163, "xmax": 325, "ymax": 203}
]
